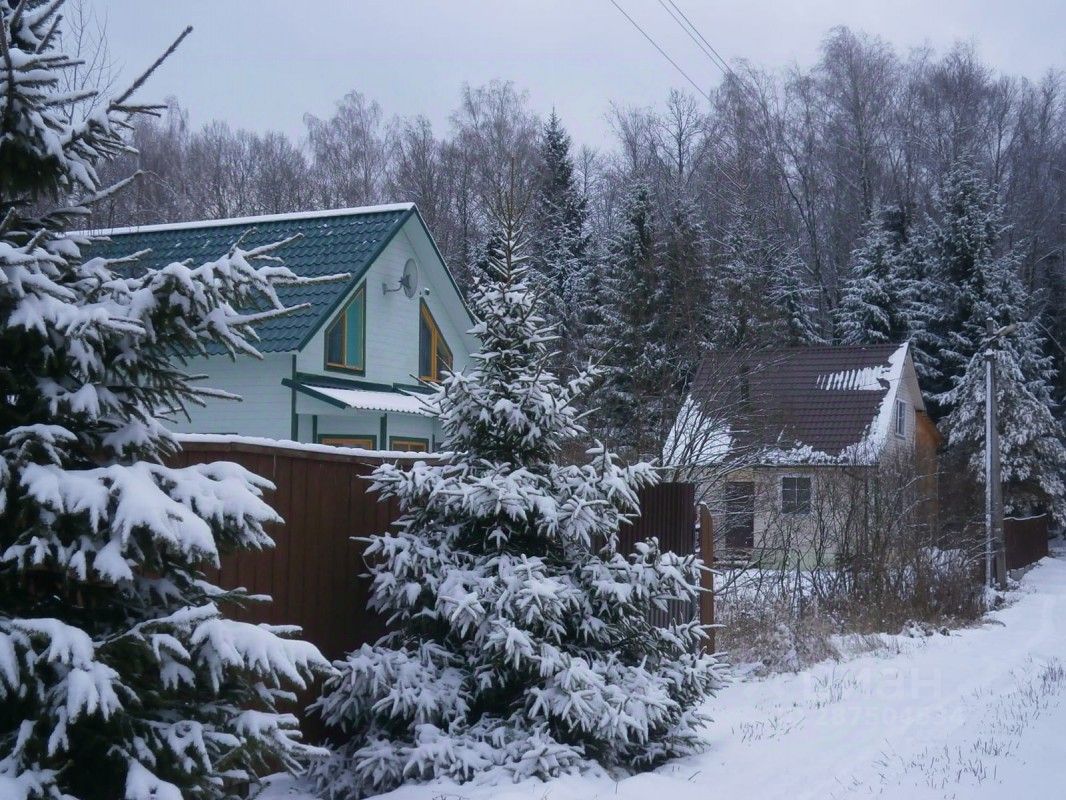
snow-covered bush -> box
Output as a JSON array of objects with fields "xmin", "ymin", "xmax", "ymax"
[
  {"xmin": 308, "ymin": 215, "xmax": 724, "ymax": 799},
  {"xmin": 0, "ymin": 4, "xmax": 334, "ymax": 798}
]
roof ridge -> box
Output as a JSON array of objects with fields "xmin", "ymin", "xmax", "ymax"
[{"xmin": 73, "ymin": 202, "xmax": 416, "ymax": 237}]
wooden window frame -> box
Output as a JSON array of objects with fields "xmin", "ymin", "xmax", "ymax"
[
  {"xmin": 318, "ymin": 434, "xmax": 377, "ymax": 449},
  {"xmin": 894, "ymin": 399, "xmax": 907, "ymax": 438},
  {"xmin": 324, "ymin": 284, "xmax": 367, "ymax": 375},
  {"xmin": 389, "ymin": 436, "xmax": 430, "ymax": 453},
  {"xmin": 781, "ymin": 475, "xmax": 812, "ymax": 515},
  {"xmin": 418, "ymin": 300, "xmax": 453, "ymax": 382}
]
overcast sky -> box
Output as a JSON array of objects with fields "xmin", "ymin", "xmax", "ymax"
[{"xmin": 88, "ymin": 0, "xmax": 1065, "ymax": 148}]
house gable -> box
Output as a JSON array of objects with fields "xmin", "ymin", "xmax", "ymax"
[{"xmin": 295, "ymin": 214, "xmax": 476, "ymax": 388}]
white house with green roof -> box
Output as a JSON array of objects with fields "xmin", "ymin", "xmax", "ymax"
[{"xmin": 91, "ymin": 203, "xmax": 476, "ymax": 452}]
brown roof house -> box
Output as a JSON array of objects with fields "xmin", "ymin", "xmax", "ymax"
[{"xmin": 664, "ymin": 342, "xmax": 942, "ymax": 565}]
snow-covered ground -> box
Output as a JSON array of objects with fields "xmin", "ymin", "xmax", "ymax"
[{"xmin": 269, "ymin": 551, "xmax": 1066, "ymax": 800}]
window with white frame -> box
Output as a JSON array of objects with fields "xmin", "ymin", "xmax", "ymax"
[
  {"xmin": 894, "ymin": 399, "xmax": 907, "ymax": 437},
  {"xmin": 781, "ymin": 476, "xmax": 812, "ymax": 514}
]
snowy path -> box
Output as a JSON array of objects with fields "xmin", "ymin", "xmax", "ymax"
[{"xmin": 270, "ymin": 553, "xmax": 1066, "ymax": 800}]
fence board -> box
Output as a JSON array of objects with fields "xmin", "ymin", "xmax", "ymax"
[{"xmin": 1005, "ymin": 515, "xmax": 1049, "ymax": 571}]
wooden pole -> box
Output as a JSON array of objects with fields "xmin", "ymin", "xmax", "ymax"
[{"xmin": 698, "ymin": 503, "xmax": 715, "ymax": 654}]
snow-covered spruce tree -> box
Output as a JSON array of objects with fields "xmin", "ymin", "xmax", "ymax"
[
  {"xmin": 935, "ymin": 228, "xmax": 1066, "ymax": 521},
  {"xmin": 309, "ymin": 215, "xmax": 723, "ymax": 800},
  {"xmin": 835, "ymin": 212, "xmax": 909, "ymax": 346},
  {"xmin": 942, "ymin": 335, "xmax": 1066, "ymax": 523},
  {"xmin": 0, "ymin": 5, "xmax": 332, "ymax": 798},
  {"xmin": 769, "ymin": 246, "xmax": 824, "ymax": 346},
  {"xmin": 582, "ymin": 181, "xmax": 659, "ymax": 453},
  {"xmin": 891, "ymin": 233, "xmax": 942, "ymax": 386},
  {"xmin": 922, "ymin": 161, "xmax": 1013, "ymax": 402},
  {"xmin": 927, "ymin": 161, "xmax": 1066, "ymax": 519},
  {"xmin": 654, "ymin": 194, "xmax": 712, "ymax": 378},
  {"xmin": 711, "ymin": 210, "xmax": 823, "ymax": 348}
]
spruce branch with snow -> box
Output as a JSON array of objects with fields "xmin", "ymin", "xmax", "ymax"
[
  {"xmin": 309, "ymin": 207, "xmax": 724, "ymax": 800},
  {"xmin": 0, "ymin": 4, "xmax": 333, "ymax": 798}
]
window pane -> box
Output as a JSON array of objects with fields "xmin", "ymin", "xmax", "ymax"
[
  {"xmin": 325, "ymin": 316, "xmax": 344, "ymax": 365},
  {"xmin": 782, "ymin": 477, "xmax": 811, "ymax": 514},
  {"xmin": 437, "ymin": 334, "xmax": 453, "ymax": 376},
  {"xmin": 419, "ymin": 311, "xmax": 433, "ymax": 378},
  {"xmin": 345, "ymin": 290, "xmax": 364, "ymax": 369},
  {"xmin": 390, "ymin": 437, "xmax": 428, "ymax": 452}
]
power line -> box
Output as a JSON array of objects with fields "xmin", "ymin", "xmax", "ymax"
[
  {"xmin": 606, "ymin": 0, "xmax": 711, "ymax": 102},
  {"xmin": 663, "ymin": 0, "xmax": 738, "ymax": 81},
  {"xmin": 659, "ymin": 0, "xmax": 766, "ymax": 110},
  {"xmin": 655, "ymin": 0, "xmax": 730, "ymax": 77}
]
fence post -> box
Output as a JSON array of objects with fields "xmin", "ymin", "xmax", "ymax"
[{"xmin": 698, "ymin": 503, "xmax": 715, "ymax": 654}]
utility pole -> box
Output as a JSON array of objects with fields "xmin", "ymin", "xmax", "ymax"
[{"xmin": 984, "ymin": 318, "xmax": 1008, "ymax": 590}]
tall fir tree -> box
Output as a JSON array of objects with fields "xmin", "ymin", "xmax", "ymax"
[
  {"xmin": 309, "ymin": 210, "xmax": 723, "ymax": 800},
  {"xmin": 770, "ymin": 249, "xmax": 825, "ymax": 346},
  {"xmin": 891, "ymin": 233, "xmax": 942, "ymax": 385},
  {"xmin": 583, "ymin": 181, "xmax": 660, "ymax": 453},
  {"xmin": 711, "ymin": 211, "xmax": 823, "ymax": 349},
  {"xmin": 835, "ymin": 212, "xmax": 909, "ymax": 345},
  {"xmin": 0, "ymin": 5, "xmax": 332, "ymax": 798},
  {"xmin": 655, "ymin": 195, "xmax": 712, "ymax": 379},
  {"xmin": 918, "ymin": 163, "xmax": 1066, "ymax": 519},
  {"xmin": 709, "ymin": 213, "xmax": 773, "ymax": 348},
  {"xmin": 922, "ymin": 162, "xmax": 1014, "ymax": 402},
  {"xmin": 530, "ymin": 111, "xmax": 589, "ymax": 361}
]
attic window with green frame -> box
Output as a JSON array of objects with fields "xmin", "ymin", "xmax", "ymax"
[
  {"xmin": 419, "ymin": 300, "xmax": 452, "ymax": 382},
  {"xmin": 324, "ymin": 285, "xmax": 366, "ymax": 373}
]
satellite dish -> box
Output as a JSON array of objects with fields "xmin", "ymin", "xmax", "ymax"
[
  {"xmin": 401, "ymin": 259, "xmax": 419, "ymax": 298},
  {"xmin": 383, "ymin": 259, "xmax": 420, "ymax": 298}
]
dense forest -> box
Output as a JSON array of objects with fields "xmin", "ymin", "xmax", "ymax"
[{"xmin": 92, "ymin": 27, "xmax": 1066, "ymax": 502}]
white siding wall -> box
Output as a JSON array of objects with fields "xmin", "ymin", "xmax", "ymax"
[
  {"xmin": 882, "ymin": 352, "xmax": 924, "ymax": 461},
  {"xmin": 171, "ymin": 353, "xmax": 293, "ymax": 439}
]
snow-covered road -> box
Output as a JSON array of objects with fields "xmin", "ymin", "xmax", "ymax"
[{"xmin": 268, "ymin": 552, "xmax": 1066, "ymax": 800}]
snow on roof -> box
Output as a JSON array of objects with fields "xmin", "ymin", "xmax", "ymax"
[
  {"xmin": 816, "ymin": 365, "xmax": 888, "ymax": 391},
  {"xmin": 848, "ymin": 341, "xmax": 910, "ymax": 460},
  {"xmin": 74, "ymin": 203, "xmax": 416, "ymax": 237},
  {"xmin": 662, "ymin": 395, "xmax": 733, "ymax": 467},
  {"xmin": 307, "ymin": 385, "xmax": 435, "ymax": 417},
  {"xmin": 763, "ymin": 342, "xmax": 910, "ymax": 465}
]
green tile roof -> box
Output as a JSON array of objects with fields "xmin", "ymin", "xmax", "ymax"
[{"xmin": 88, "ymin": 204, "xmax": 415, "ymax": 353}]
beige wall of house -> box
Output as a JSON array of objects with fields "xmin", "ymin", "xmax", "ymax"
[{"xmin": 712, "ymin": 464, "xmax": 873, "ymax": 561}]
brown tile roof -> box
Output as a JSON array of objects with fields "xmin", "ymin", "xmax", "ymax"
[{"xmin": 688, "ymin": 343, "xmax": 909, "ymax": 459}]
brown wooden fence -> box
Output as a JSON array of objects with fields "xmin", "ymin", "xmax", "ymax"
[
  {"xmin": 170, "ymin": 438, "xmax": 403, "ymax": 660},
  {"xmin": 172, "ymin": 438, "xmax": 706, "ymax": 662},
  {"xmin": 1005, "ymin": 515, "xmax": 1049, "ymax": 571}
]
